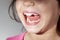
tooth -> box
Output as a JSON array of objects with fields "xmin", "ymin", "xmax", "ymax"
[
  {"xmin": 24, "ymin": 12, "xmax": 39, "ymax": 16},
  {"xmin": 27, "ymin": 17, "xmax": 32, "ymax": 23},
  {"xmin": 34, "ymin": 13, "xmax": 38, "ymax": 16},
  {"xmin": 27, "ymin": 17, "xmax": 40, "ymax": 23},
  {"xmin": 30, "ymin": 19, "xmax": 39, "ymax": 23},
  {"xmin": 27, "ymin": 17, "xmax": 29, "ymax": 22},
  {"xmin": 24, "ymin": 13, "xmax": 32, "ymax": 16},
  {"xmin": 27, "ymin": 17, "xmax": 30, "ymax": 23}
]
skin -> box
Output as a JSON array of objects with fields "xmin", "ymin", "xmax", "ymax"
[{"xmin": 15, "ymin": 0, "xmax": 60, "ymax": 40}]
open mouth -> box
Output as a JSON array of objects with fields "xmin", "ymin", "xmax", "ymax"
[{"xmin": 23, "ymin": 11, "xmax": 41, "ymax": 25}]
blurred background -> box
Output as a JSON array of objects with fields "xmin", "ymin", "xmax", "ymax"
[{"xmin": 0, "ymin": 0, "xmax": 24, "ymax": 40}]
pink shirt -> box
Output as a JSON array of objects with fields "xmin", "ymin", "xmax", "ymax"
[{"xmin": 7, "ymin": 32, "xmax": 26, "ymax": 40}]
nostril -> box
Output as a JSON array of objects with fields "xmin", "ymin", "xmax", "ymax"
[{"xmin": 23, "ymin": 1, "xmax": 35, "ymax": 7}]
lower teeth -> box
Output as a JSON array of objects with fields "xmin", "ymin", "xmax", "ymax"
[
  {"xmin": 27, "ymin": 18, "xmax": 31, "ymax": 23},
  {"xmin": 27, "ymin": 17, "xmax": 40, "ymax": 23}
]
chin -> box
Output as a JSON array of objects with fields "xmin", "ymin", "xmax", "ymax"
[
  {"xmin": 24, "ymin": 26, "xmax": 46, "ymax": 34},
  {"xmin": 23, "ymin": 21, "xmax": 50, "ymax": 34},
  {"xmin": 26, "ymin": 29, "xmax": 44, "ymax": 34}
]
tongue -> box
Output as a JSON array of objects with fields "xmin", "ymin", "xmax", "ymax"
[{"xmin": 27, "ymin": 15, "xmax": 40, "ymax": 21}]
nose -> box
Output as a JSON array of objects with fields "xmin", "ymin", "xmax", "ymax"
[{"xmin": 23, "ymin": 1, "xmax": 35, "ymax": 7}]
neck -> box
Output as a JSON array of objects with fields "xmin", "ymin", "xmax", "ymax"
[{"xmin": 25, "ymin": 25, "xmax": 60, "ymax": 40}]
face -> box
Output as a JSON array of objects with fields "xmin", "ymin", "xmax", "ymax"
[{"xmin": 16, "ymin": 0, "xmax": 59, "ymax": 34}]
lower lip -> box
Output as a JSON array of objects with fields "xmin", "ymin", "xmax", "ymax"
[
  {"xmin": 25, "ymin": 20, "xmax": 40, "ymax": 26},
  {"xmin": 24, "ymin": 15, "xmax": 40, "ymax": 26}
]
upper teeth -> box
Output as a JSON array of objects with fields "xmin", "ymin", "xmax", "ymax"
[
  {"xmin": 24, "ymin": 13, "xmax": 32, "ymax": 16},
  {"xmin": 24, "ymin": 13, "xmax": 38, "ymax": 16}
]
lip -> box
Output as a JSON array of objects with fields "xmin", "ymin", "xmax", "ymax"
[
  {"xmin": 23, "ymin": 11, "xmax": 41, "ymax": 26},
  {"xmin": 23, "ymin": 11, "xmax": 40, "ymax": 15}
]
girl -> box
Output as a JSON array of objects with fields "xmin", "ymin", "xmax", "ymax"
[{"xmin": 7, "ymin": 0, "xmax": 60, "ymax": 40}]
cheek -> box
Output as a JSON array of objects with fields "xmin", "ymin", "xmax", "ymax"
[
  {"xmin": 37, "ymin": 3, "xmax": 57, "ymax": 25},
  {"xmin": 38, "ymin": 3, "xmax": 58, "ymax": 18},
  {"xmin": 16, "ymin": 1, "xmax": 24, "ymax": 12},
  {"xmin": 16, "ymin": 4, "xmax": 24, "ymax": 22},
  {"xmin": 38, "ymin": 5, "xmax": 53, "ymax": 19}
]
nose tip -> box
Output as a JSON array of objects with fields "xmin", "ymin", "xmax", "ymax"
[{"xmin": 23, "ymin": 1, "xmax": 35, "ymax": 7}]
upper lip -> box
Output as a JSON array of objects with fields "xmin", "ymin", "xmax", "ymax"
[
  {"xmin": 23, "ymin": 12, "xmax": 39, "ymax": 17},
  {"xmin": 23, "ymin": 11, "xmax": 40, "ymax": 16}
]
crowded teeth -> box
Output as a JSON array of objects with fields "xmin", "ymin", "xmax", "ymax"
[
  {"xmin": 27, "ymin": 17, "xmax": 40, "ymax": 23},
  {"xmin": 24, "ymin": 12, "xmax": 40, "ymax": 24},
  {"xmin": 24, "ymin": 13, "xmax": 39, "ymax": 16},
  {"xmin": 24, "ymin": 13, "xmax": 32, "ymax": 16}
]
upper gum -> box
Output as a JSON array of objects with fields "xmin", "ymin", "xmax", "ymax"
[{"xmin": 24, "ymin": 12, "xmax": 38, "ymax": 16}]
